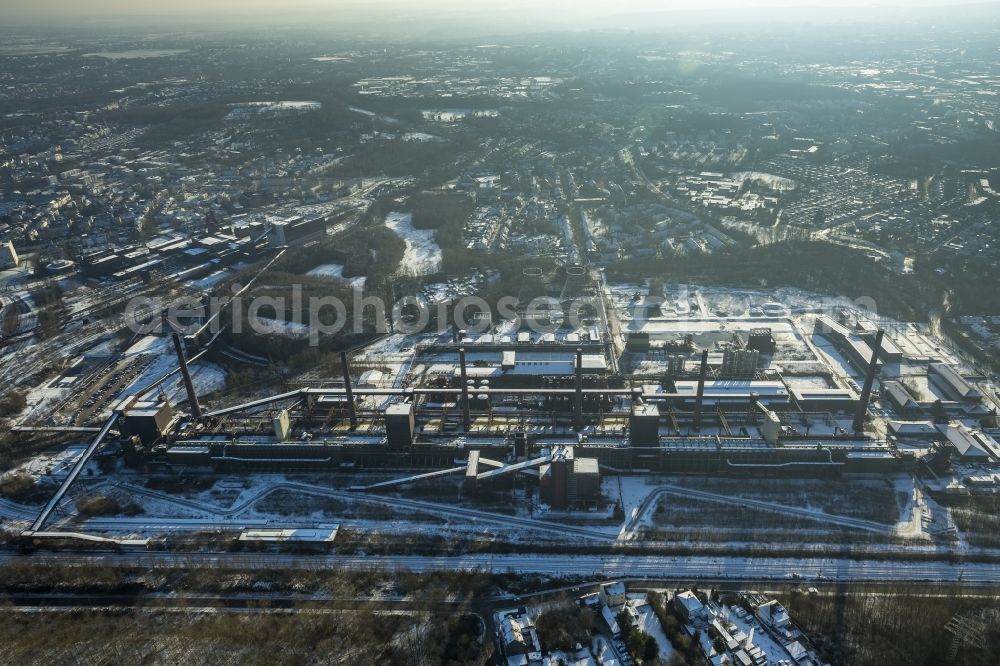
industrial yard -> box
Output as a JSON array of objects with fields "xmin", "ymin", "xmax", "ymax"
[{"xmin": 3, "ymin": 269, "xmax": 999, "ymax": 564}]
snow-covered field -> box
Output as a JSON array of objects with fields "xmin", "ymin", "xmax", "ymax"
[
  {"xmin": 307, "ymin": 263, "xmax": 346, "ymax": 279},
  {"xmin": 251, "ymin": 317, "xmax": 311, "ymax": 339},
  {"xmin": 307, "ymin": 262, "xmax": 367, "ymax": 288},
  {"xmin": 384, "ymin": 212, "xmax": 442, "ymax": 276}
]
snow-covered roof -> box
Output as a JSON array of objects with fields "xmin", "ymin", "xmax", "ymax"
[
  {"xmin": 601, "ymin": 604, "xmax": 620, "ymax": 636},
  {"xmin": 601, "ymin": 581, "xmax": 626, "ymax": 598},
  {"xmin": 676, "ymin": 590, "xmax": 704, "ymax": 615},
  {"xmin": 929, "ymin": 362, "xmax": 981, "ymax": 400},
  {"xmin": 674, "ymin": 380, "xmax": 789, "ymax": 400},
  {"xmin": 937, "ymin": 423, "xmax": 995, "ymax": 459},
  {"xmin": 756, "ymin": 600, "xmax": 790, "ymax": 628},
  {"xmin": 888, "ymin": 420, "xmax": 937, "ymax": 437}
]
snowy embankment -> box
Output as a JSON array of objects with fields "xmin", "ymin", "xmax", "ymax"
[{"xmin": 384, "ymin": 212, "xmax": 442, "ymax": 276}]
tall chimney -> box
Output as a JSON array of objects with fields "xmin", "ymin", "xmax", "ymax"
[
  {"xmin": 574, "ymin": 348, "xmax": 584, "ymax": 431},
  {"xmin": 853, "ymin": 329, "xmax": 884, "ymax": 434},
  {"xmin": 171, "ymin": 330, "xmax": 202, "ymax": 419},
  {"xmin": 693, "ymin": 349, "xmax": 708, "ymax": 432},
  {"xmin": 459, "ymin": 347, "xmax": 471, "ymax": 431},
  {"xmin": 341, "ymin": 351, "xmax": 357, "ymax": 430}
]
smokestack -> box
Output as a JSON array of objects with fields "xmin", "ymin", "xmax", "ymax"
[
  {"xmin": 459, "ymin": 347, "xmax": 471, "ymax": 431},
  {"xmin": 341, "ymin": 351, "xmax": 357, "ymax": 430},
  {"xmin": 693, "ymin": 349, "xmax": 708, "ymax": 432},
  {"xmin": 853, "ymin": 329, "xmax": 883, "ymax": 434},
  {"xmin": 574, "ymin": 348, "xmax": 584, "ymax": 431},
  {"xmin": 171, "ymin": 330, "xmax": 202, "ymax": 419}
]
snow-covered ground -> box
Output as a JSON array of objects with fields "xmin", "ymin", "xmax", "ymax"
[
  {"xmin": 228, "ymin": 101, "xmax": 321, "ymax": 115},
  {"xmin": 306, "ymin": 263, "xmax": 367, "ymax": 289},
  {"xmin": 189, "ymin": 269, "xmax": 231, "ymax": 291},
  {"xmin": 724, "ymin": 605, "xmax": 795, "ymax": 663},
  {"xmin": 783, "ymin": 375, "xmax": 834, "ymax": 389},
  {"xmin": 421, "ymin": 108, "xmax": 499, "ymax": 122},
  {"xmin": 811, "ymin": 336, "xmax": 862, "ymax": 379},
  {"xmin": 307, "ymin": 263, "xmax": 346, "ymax": 279},
  {"xmin": 608, "ymin": 475, "xmax": 663, "ymax": 537},
  {"xmin": 590, "ymin": 636, "xmax": 621, "ymax": 665},
  {"xmin": 384, "ymin": 212, "xmax": 442, "ymax": 276},
  {"xmin": 629, "ymin": 319, "xmax": 797, "ymax": 335},
  {"xmin": 628, "ymin": 594, "xmax": 676, "ymax": 662},
  {"xmin": 20, "ymin": 443, "xmax": 87, "ymax": 480},
  {"xmin": 402, "ymin": 132, "xmax": 441, "ymax": 142},
  {"xmin": 730, "ymin": 171, "xmax": 797, "ymax": 191},
  {"xmin": 348, "ymin": 106, "xmax": 400, "ymax": 124},
  {"xmin": 80, "ymin": 337, "xmax": 120, "ymax": 359},
  {"xmin": 113, "ymin": 335, "xmax": 226, "ymax": 409},
  {"xmin": 251, "ymin": 317, "xmax": 311, "ymax": 339},
  {"xmin": 20, "ymin": 383, "xmax": 71, "ymax": 424}
]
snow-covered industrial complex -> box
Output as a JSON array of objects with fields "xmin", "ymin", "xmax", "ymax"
[{"xmin": 3, "ymin": 270, "xmax": 999, "ymax": 570}]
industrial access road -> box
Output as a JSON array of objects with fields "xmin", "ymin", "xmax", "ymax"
[
  {"xmin": 89, "ymin": 480, "xmax": 615, "ymax": 541},
  {"xmin": 619, "ymin": 484, "xmax": 899, "ymax": 538}
]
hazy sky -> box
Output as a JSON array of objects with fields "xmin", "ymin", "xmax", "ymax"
[
  {"xmin": 6, "ymin": 0, "xmax": 998, "ymax": 32},
  {"xmin": 7, "ymin": 0, "xmax": 992, "ymax": 17}
]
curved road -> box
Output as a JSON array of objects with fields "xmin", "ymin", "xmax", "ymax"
[
  {"xmin": 620, "ymin": 484, "xmax": 896, "ymax": 538},
  {"xmin": 75, "ymin": 480, "xmax": 616, "ymax": 541}
]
